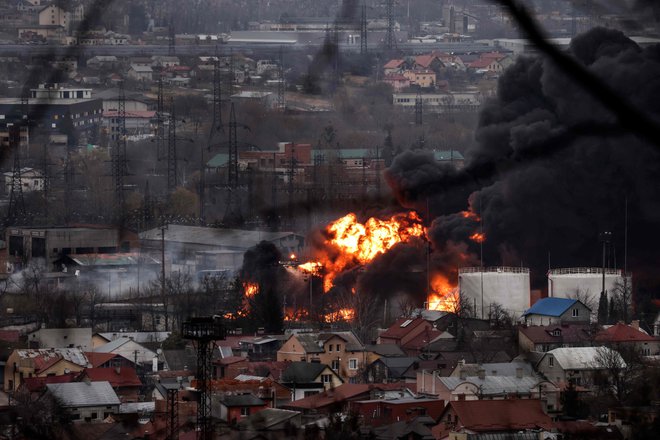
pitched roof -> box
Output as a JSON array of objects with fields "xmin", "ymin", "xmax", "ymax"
[
  {"xmin": 595, "ymin": 323, "xmax": 657, "ymax": 343},
  {"xmin": 544, "ymin": 347, "xmax": 626, "ymax": 370},
  {"xmin": 15, "ymin": 348, "xmax": 89, "ymax": 372},
  {"xmin": 373, "ymin": 416, "xmax": 435, "ymax": 440},
  {"xmin": 292, "ymin": 334, "xmax": 324, "ymax": 354},
  {"xmin": 379, "ymin": 317, "xmax": 428, "ymax": 340},
  {"xmin": 370, "ymin": 357, "xmax": 419, "ymax": 379},
  {"xmin": 523, "ymin": 297, "xmax": 580, "ymax": 317},
  {"xmin": 318, "ymin": 331, "xmax": 364, "ymax": 351},
  {"xmin": 444, "ymin": 399, "xmax": 554, "ymax": 432},
  {"xmin": 365, "ymin": 344, "xmax": 406, "ymax": 357},
  {"xmin": 469, "ymin": 58, "xmax": 496, "ymax": 69},
  {"xmin": 519, "ymin": 324, "xmax": 594, "ymax": 344},
  {"xmin": 384, "ymin": 59, "xmax": 405, "ymax": 69},
  {"xmin": 284, "ymin": 383, "xmax": 408, "ymax": 410},
  {"xmin": 281, "ymin": 361, "xmax": 330, "ymax": 383},
  {"xmin": 22, "ymin": 373, "xmax": 78, "ymax": 392},
  {"xmin": 84, "ymin": 352, "xmax": 119, "ymax": 368},
  {"xmin": 439, "ymin": 375, "xmax": 542, "ymax": 396},
  {"xmin": 82, "ymin": 367, "xmax": 142, "ymax": 388},
  {"xmin": 453, "ymin": 361, "xmax": 535, "ymax": 378},
  {"xmin": 415, "ymin": 54, "xmax": 440, "ymax": 68},
  {"xmin": 46, "ymin": 381, "xmax": 121, "ymax": 407},
  {"xmin": 238, "ymin": 408, "xmax": 300, "ymax": 430}
]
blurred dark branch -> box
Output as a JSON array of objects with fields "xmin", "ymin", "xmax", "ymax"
[{"xmin": 491, "ymin": 0, "xmax": 660, "ymax": 151}]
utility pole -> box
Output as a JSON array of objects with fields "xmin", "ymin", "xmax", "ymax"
[
  {"xmin": 156, "ymin": 75, "xmax": 166, "ymax": 160},
  {"xmin": 360, "ymin": 2, "xmax": 368, "ymax": 54},
  {"xmin": 223, "ymin": 103, "xmax": 242, "ymax": 226},
  {"xmin": 287, "ymin": 143, "xmax": 296, "ymax": 228},
  {"xmin": 167, "ymin": 96, "xmax": 177, "ymax": 193},
  {"xmin": 415, "ymin": 90, "xmax": 423, "ymax": 126},
  {"xmin": 276, "ymin": 46, "xmax": 285, "ymax": 111},
  {"xmin": 384, "ymin": 0, "xmax": 397, "ymax": 52},
  {"xmin": 168, "ymin": 13, "xmax": 176, "ymax": 56},
  {"xmin": 112, "ymin": 82, "xmax": 128, "ymax": 219}
]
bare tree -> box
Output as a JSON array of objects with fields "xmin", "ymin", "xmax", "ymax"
[{"xmin": 610, "ymin": 277, "xmax": 633, "ymax": 323}]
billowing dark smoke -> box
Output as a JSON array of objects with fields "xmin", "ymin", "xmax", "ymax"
[{"xmin": 387, "ymin": 28, "xmax": 660, "ymax": 290}]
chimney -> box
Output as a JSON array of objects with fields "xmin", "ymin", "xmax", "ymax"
[
  {"xmin": 459, "ymin": 369, "xmax": 466, "ymax": 380},
  {"xmin": 516, "ymin": 367, "xmax": 523, "ymax": 379},
  {"xmin": 477, "ymin": 369, "xmax": 485, "ymax": 380},
  {"xmin": 631, "ymin": 320, "xmax": 640, "ymax": 330}
]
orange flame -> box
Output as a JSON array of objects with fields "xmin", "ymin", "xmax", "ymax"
[
  {"xmin": 319, "ymin": 211, "xmax": 426, "ymax": 291},
  {"xmin": 427, "ymin": 274, "xmax": 459, "ymax": 313},
  {"xmin": 243, "ymin": 282, "xmax": 259, "ymax": 298},
  {"xmin": 323, "ymin": 308, "xmax": 355, "ymax": 323},
  {"xmin": 469, "ymin": 232, "xmax": 486, "ymax": 243},
  {"xmin": 461, "ymin": 210, "xmax": 480, "ymax": 222},
  {"xmin": 298, "ymin": 261, "xmax": 323, "ymax": 276}
]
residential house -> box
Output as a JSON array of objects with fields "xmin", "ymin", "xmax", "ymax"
[
  {"xmin": 413, "ymin": 54, "xmax": 445, "ymax": 72},
  {"xmin": 79, "ymin": 367, "xmax": 142, "ymax": 402},
  {"xmin": 127, "ymin": 64, "xmax": 153, "ymax": 82},
  {"xmin": 151, "ymin": 56, "xmax": 180, "ymax": 68},
  {"xmin": 279, "ymin": 361, "xmax": 343, "ymax": 400},
  {"xmin": 85, "ymin": 352, "xmax": 137, "ymax": 369},
  {"xmin": 364, "ymin": 357, "xmax": 419, "ymax": 383},
  {"xmin": 419, "ymin": 371, "xmax": 558, "ymax": 411},
  {"xmin": 383, "ymin": 59, "xmax": 406, "ymax": 76},
  {"xmin": 383, "ymin": 74, "xmax": 410, "ymax": 92},
  {"xmin": 21, "ymin": 372, "xmax": 78, "ymax": 394},
  {"xmin": 536, "ymin": 346, "xmax": 626, "ymax": 388},
  {"xmin": 86, "ymin": 56, "xmax": 119, "ymax": 70},
  {"xmin": 45, "ymin": 381, "xmax": 121, "ymax": 422},
  {"xmin": 93, "ymin": 331, "xmax": 171, "ymax": 349},
  {"xmin": 237, "ymin": 335, "xmax": 285, "ymax": 361},
  {"xmin": 522, "ymin": 297, "xmax": 591, "ymax": 326},
  {"xmin": 284, "ymin": 383, "xmax": 415, "ymax": 415},
  {"xmin": 433, "ymin": 399, "xmax": 555, "ymax": 439},
  {"xmin": 378, "ymin": 317, "xmax": 441, "ymax": 356},
  {"xmin": 351, "ymin": 397, "xmax": 444, "ymax": 427},
  {"xmin": 92, "ymin": 336, "xmax": 157, "ymax": 368},
  {"xmin": 27, "ymin": 327, "xmax": 92, "ymax": 351},
  {"xmin": 277, "ymin": 331, "xmax": 366, "ymax": 381},
  {"xmin": 5, "ymin": 348, "xmax": 90, "ymax": 391},
  {"xmin": 403, "ymin": 69, "xmax": 436, "ymax": 88},
  {"xmin": 3, "ymin": 167, "xmax": 45, "ymax": 194},
  {"xmin": 518, "ymin": 324, "xmax": 594, "ymax": 353},
  {"xmin": 372, "ymin": 417, "xmax": 436, "ymax": 440},
  {"xmin": 38, "ymin": 3, "xmax": 70, "ymax": 32},
  {"xmin": 594, "ymin": 321, "xmax": 660, "ymax": 356},
  {"xmin": 215, "ymin": 394, "xmax": 268, "ymax": 424},
  {"xmin": 215, "ymin": 356, "xmax": 249, "ymax": 379}
]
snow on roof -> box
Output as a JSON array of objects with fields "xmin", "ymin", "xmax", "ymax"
[{"xmin": 545, "ymin": 347, "xmax": 626, "ymax": 370}]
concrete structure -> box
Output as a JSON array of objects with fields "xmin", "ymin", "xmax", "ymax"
[
  {"xmin": 5, "ymin": 226, "xmax": 124, "ymax": 271},
  {"xmin": 3, "ymin": 167, "xmax": 44, "ymax": 193},
  {"xmin": 392, "ymin": 91, "xmax": 483, "ymax": 113},
  {"xmin": 548, "ymin": 267, "xmax": 631, "ymax": 309},
  {"xmin": 230, "ymin": 91, "xmax": 276, "ymax": 109},
  {"xmin": 458, "ymin": 267, "xmax": 531, "ymax": 319},
  {"xmin": 27, "ymin": 327, "xmax": 92, "ymax": 351}
]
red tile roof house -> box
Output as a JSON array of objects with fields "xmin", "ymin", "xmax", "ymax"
[
  {"xmin": 283, "ymin": 383, "xmax": 413, "ymax": 415},
  {"xmin": 432, "ymin": 399, "xmax": 556, "ymax": 439},
  {"xmin": 383, "ymin": 74, "xmax": 410, "ymax": 92},
  {"xmin": 378, "ymin": 317, "xmax": 441, "ymax": 356},
  {"xmin": 350, "ymin": 396, "xmax": 445, "ymax": 427},
  {"xmin": 594, "ymin": 321, "xmax": 660, "ymax": 356},
  {"xmin": 79, "ymin": 367, "xmax": 142, "ymax": 402},
  {"xmin": 518, "ymin": 323, "xmax": 595, "ymax": 353},
  {"xmin": 383, "ymin": 58, "xmax": 406, "ymax": 75},
  {"xmin": 214, "ymin": 355, "xmax": 249, "ymax": 379}
]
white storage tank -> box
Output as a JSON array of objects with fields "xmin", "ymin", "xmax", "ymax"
[
  {"xmin": 547, "ymin": 268, "xmax": 630, "ymax": 309},
  {"xmin": 458, "ymin": 267, "xmax": 531, "ymax": 319}
]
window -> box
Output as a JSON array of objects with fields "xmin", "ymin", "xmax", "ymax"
[
  {"xmin": 240, "ymin": 407, "xmax": 249, "ymax": 416},
  {"xmin": 336, "ymin": 344, "xmax": 341, "ymax": 352},
  {"xmin": 328, "ymin": 344, "xmax": 333, "ymax": 352},
  {"xmin": 572, "ymin": 308, "xmax": 579, "ymax": 317},
  {"xmin": 321, "ymin": 374, "xmax": 332, "ymax": 384},
  {"xmin": 331, "ymin": 360, "xmax": 340, "ymax": 371},
  {"xmin": 304, "ymin": 390, "xmax": 319, "ymax": 397},
  {"xmin": 548, "ymin": 356, "xmax": 554, "ymax": 367},
  {"xmin": 349, "ymin": 359, "xmax": 358, "ymax": 370},
  {"xmin": 91, "ymin": 412, "xmax": 98, "ymax": 419}
]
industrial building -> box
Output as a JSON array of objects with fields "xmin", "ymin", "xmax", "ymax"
[
  {"xmin": 547, "ymin": 267, "xmax": 631, "ymax": 308},
  {"xmin": 5, "ymin": 225, "xmax": 129, "ymax": 272},
  {"xmin": 458, "ymin": 266, "xmax": 531, "ymax": 319}
]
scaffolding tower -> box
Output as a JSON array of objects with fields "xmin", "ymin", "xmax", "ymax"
[
  {"xmin": 182, "ymin": 317, "xmax": 225, "ymax": 440},
  {"xmin": 223, "ymin": 102, "xmax": 243, "ymax": 226}
]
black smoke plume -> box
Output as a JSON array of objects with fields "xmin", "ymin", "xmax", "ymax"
[{"xmin": 387, "ymin": 28, "xmax": 660, "ymax": 291}]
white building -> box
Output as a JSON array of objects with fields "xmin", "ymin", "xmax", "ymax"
[{"xmin": 3, "ymin": 167, "xmax": 45, "ymax": 193}]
